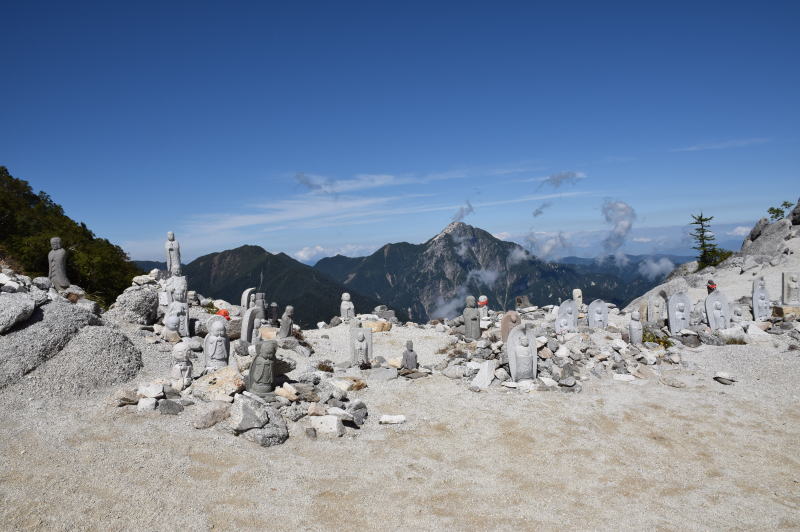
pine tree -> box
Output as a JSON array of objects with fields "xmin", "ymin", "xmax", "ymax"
[{"xmin": 690, "ymin": 212, "xmax": 731, "ymax": 269}]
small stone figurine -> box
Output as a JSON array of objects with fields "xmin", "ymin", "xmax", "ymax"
[
  {"xmin": 509, "ymin": 335, "xmax": 536, "ymax": 382},
  {"xmin": 165, "ymin": 231, "xmax": 182, "ymax": 277},
  {"xmin": 48, "ymin": 236, "xmax": 70, "ymax": 290},
  {"xmin": 277, "ymin": 305, "xmax": 294, "ymax": 339},
  {"xmin": 461, "ymin": 295, "xmax": 481, "ymax": 340},
  {"xmin": 628, "ymin": 311, "xmax": 643, "ymax": 346},
  {"xmin": 166, "ymin": 285, "xmax": 190, "ymax": 337},
  {"xmin": 170, "ymin": 342, "xmax": 193, "ymax": 391},
  {"xmin": 353, "ymin": 331, "xmax": 370, "ymax": 367},
  {"xmin": 203, "ymin": 319, "xmax": 230, "ymax": 373},
  {"xmin": 340, "ymin": 292, "xmax": 355, "ymax": 321},
  {"xmin": 401, "ymin": 340, "xmax": 418, "ymax": 370},
  {"xmin": 247, "ymin": 340, "xmax": 277, "ymax": 399}
]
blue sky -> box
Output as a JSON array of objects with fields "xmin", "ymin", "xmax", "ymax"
[{"xmin": 1, "ymin": 1, "xmax": 798, "ymax": 263}]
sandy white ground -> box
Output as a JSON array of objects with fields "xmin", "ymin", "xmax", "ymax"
[{"xmin": 1, "ymin": 320, "xmax": 798, "ymax": 531}]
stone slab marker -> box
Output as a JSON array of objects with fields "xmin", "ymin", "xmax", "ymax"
[
  {"xmin": 470, "ymin": 360, "xmax": 497, "ymax": 390},
  {"xmin": 705, "ymin": 290, "xmax": 731, "ymax": 331},
  {"xmin": 500, "ymin": 311, "xmax": 520, "ymax": 343},
  {"xmin": 647, "ymin": 293, "xmax": 666, "ymax": 323},
  {"xmin": 751, "ymin": 277, "xmax": 771, "ymax": 321},
  {"xmin": 555, "ymin": 299, "xmax": 577, "ymax": 334},
  {"xmin": 587, "ymin": 299, "xmax": 608, "ymax": 329},
  {"xmin": 783, "ymin": 272, "xmax": 800, "ymax": 305},
  {"xmin": 240, "ymin": 287, "xmax": 256, "ymax": 309},
  {"xmin": 667, "ymin": 292, "xmax": 691, "ymax": 335}
]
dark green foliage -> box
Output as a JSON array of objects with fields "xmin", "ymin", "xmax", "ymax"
[
  {"xmin": 690, "ymin": 212, "xmax": 732, "ymax": 270},
  {"xmin": 0, "ymin": 166, "xmax": 142, "ymax": 307},
  {"xmin": 642, "ymin": 330, "xmax": 673, "ymax": 348},
  {"xmin": 767, "ymin": 201, "xmax": 794, "ymax": 221}
]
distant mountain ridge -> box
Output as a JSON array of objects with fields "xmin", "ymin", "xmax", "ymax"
[{"xmin": 314, "ymin": 222, "xmax": 682, "ymax": 321}]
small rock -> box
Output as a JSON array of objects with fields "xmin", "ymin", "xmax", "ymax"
[
  {"xmin": 713, "ymin": 372, "xmax": 736, "ymax": 385},
  {"xmin": 307, "ymin": 402, "xmax": 327, "ymax": 416},
  {"xmin": 110, "ymin": 388, "xmax": 139, "ymax": 406},
  {"xmin": 137, "ymin": 397, "xmax": 157, "ymax": 412},
  {"xmin": 310, "ymin": 415, "xmax": 345, "ymax": 436},
  {"xmin": 193, "ymin": 401, "xmax": 231, "ymax": 429},
  {"xmin": 379, "ymin": 414, "xmax": 406, "ymax": 424},
  {"xmin": 137, "ymin": 382, "xmax": 164, "ymax": 399},
  {"xmin": 158, "ymin": 399, "xmax": 184, "ymax": 415}
]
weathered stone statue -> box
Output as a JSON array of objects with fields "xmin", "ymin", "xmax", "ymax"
[
  {"xmin": 667, "ymin": 292, "xmax": 691, "ymax": 335},
  {"xmin": 251, "ymin": 318, "xmax": 268, "ymax": 344},
  {"xmin": 47, "ymin": 237, "xmax": 70, "ymax": 290},
  {"xmin": 203, "ymin": 319, "xmax": 230, "ymax": 372},
  {"xmin": 478, "ymin": 295, "xmax": 489, "ymax": 319},
  {"xmin": 401, "ymin": 340, "xmax": 418, "ymax": 370},
  {"xmin": 241, "ymin": 294, "xmax": 268, "ymax": 346},
  {"xmin": 166, "ymin": 285, "xmax": 190, "ymax": 337},
  {"xmin": 500, "ymin": 311, "xmax": 520, "ymax": 343},
  {"xmin": 240, "ymin": 287, "xmax": 256, "ymax": 309},
  {"xmin": 247, "ymin": 340, "xmax": 277, "ymax": 399},
  {"xmin": 705, "ymin": 290, "xmax": 731, "ymax": 330},
  {"xmin": 572, "ymin": 288, "xmax": 583, "ymax": 309},
  {"xmin": 353, "ymin": 331, "xmax": 370, "ymax": 367},
  {"xmin": 170, "ymin": 342, "xmax": 193, "ymax": 391},
  {"xmin": 340, "ymin": 292, "xmax": 355, "ymax": 321},
  {"xmin": 508, "ymin": 335, "xmax": 536, "ymax": 382},
  {"xmin": 277, "ymin": 305, "xmax": 294, "ymax": 339},
  {"xmin": 647, "ymin": 293, "xmax": 666, "ymax": 323},
  {"xmin": 461, "ymin": 295, "xmax": 481, "ymax": 340},
  {"xmin": 783, "ymin": 272, "xmax": 800, "ymax": 305},
  {"xmin": 164, "ymin": 231, "xmax": 182, "ymax": 277},
  {"xmin": 163, "ymin": 275, "xmax": 187, "ymax": 304},
  {"xmin": 628, "ymin": 311, "xmax": 643, "ymax": 345},
  {"xmin": 268, "ymin": 302, "xmax": 279, "ymax": 327},
  {"xmin": 556, "ymin": 299, "xmax": 577, "ymax": 333},
  {"xmin": 587, "ymin": 299, "xmax": 608, "ymax": 329},
  {"xmin": 731, "ymin": 306, "xmax": 744, "ymax": 324}
]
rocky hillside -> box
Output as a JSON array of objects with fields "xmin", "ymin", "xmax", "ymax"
[
  {"xmin": 625, "ymin": 197, "xmax": 800, "ymax": 314},
  {"xmin": 183, "ymin": 245, "xmax": 391, "ymax": 327},
  {"xmin": 315, "ymin": 222, "xmax": 669, "ymax": 321}
]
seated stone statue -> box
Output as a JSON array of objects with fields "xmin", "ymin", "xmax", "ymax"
[
  {"xmin": 203, "ymin": 319, "xmax": 230, "ymax": 373},
  {"xmin": 277, "ymin": 305, "xmax": 294, "ymax": 339},
  {"xmin": 401, "ymin": 340, "xmax": 418, "ymax": 370},
  {"xmin": 247, "ymin": 340, "xmax": 277, "ymax": 399},
  {"xmin": 170, "ymin": 342, "xmax": 193, "ymax": 391},
  {"xmin": 509, "ymin": 335, "xmax": 536, "ymax": 382}
]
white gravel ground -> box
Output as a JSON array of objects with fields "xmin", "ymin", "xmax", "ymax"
[{"xmin": 1, "ymin": 322, "xmax": 798, "ymax": 530}]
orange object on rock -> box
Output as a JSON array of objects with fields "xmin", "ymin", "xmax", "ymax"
[{"xmin": 216, "ymin": 309, "xmax": 231, "ymax": 320}]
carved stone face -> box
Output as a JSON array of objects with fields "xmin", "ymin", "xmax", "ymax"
[
  {"xmin": 406, "ymin": 340, "xmax": 413, "ymax": 350},
  {"xmin": 342, "ymin": 292, "xmax": 351, "ymax": 302},
  {"xmin": 172, "ymin": 343, "xmax": 191, "ymax": 362},
  {"xmin": 257, "ymin": 341, "xmax": 277, "ymax": 359},
  {"xmin": 167, "ymin": 231, "xmax": 175, "ymax": 241},
  {"xmin": 792, "ymin": 275, "xmax": 798, "ymax": 283},
  {"xmin": 677, "ymin": 303, "xmax": 685, "ymax": 312},
  {"xmin": 478, "ymin": 295, "xmax": 488, "ymax": 304},
  {"xmin": 50, "ymin": 237, "xmax": 62, "ymax": 250},
  {"xmin": 519, "ymin": 336, "xmax": 529, "ymax": 347},
  {"xmin": 566, "ymin": 307, "xmax": 573, "ymax": 316},
  {"xmin": 209, "ymin": 321, "xmax": 225, "ymax": 337},
  {"xmin": 559, "ymin": 319, "xmax": 567, "ymax": 328},
  {"xmin": 632, "ymin": 311, "xmax": 640, "ymax": 321},
  {"xmin": 714, "ymin": 302, "xmax": 722, "ymax": 310},
  {"xmin": 285, "ymin": 305, "xmax": 294, "ymax": 317},
  {"xmin": 174, "ymin": 288, "xmax": 187, "ymax": 302},
  {"xmin": 465, "ymin": 296, "xmax": 476, "ymax": 308},
  {"xmin": 357, "ymin": 332, "xmax": 365, "ymax": 342}
]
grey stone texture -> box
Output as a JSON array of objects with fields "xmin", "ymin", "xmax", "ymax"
[
  {"xmin": 0, "ymin": 292, "xmax": 35, "ymax": 334},
  {"xmin": 783, "ymin": 272, "xmax": 800, "ymax": 305},
  {"xmin": 667, "ymin": 292, "xmax": 692, "ymax": 335},
  {"xmin": 106, "ymin": 284, "xmax": 159, "ymax": 325},
  {"xmin": 165, "ymin": 231, "xmax": 182, "ymax": 276},
  {"xmin": 47, "ymin": 237, "xmax": 70, "ymax": 290},
  {"xmin": 587, "ymin": 299, "xmax": 608, "ymax": 329},
  {"xmin": 752, "ymin": 277, "xmax": 771, "ymax": 321},
  {"xmin": 705, "ymin": 291, "xmax": 731, "ymax": 331}
]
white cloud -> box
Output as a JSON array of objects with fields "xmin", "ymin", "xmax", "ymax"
[
  {"xmin": 672, "ymin": 138, "xmax": 770, "ymax": 152},
  {"xmin": 292, "ymin": 243, "xmax": 379, "ymax": 264},
  {"xmin": 632, "ymin": 237, "xmax": 653, "ymax": 243},
  {"xmin": 493, "ymin": 232, "xmax": 512, "ymax": 240},
  {"xmin": 727, "ymin": 226, "xmax": 751, "ymax": 236},
  {"xmin": 637, "ymin": 257, "xmax": 675, "ymax": 280}
]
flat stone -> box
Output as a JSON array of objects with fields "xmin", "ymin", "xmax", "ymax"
[
  {"xmin": 368, "ymin": 367, "xmax": 398, "ymax": 382},
  {"xmin": 137, "ymin": 382, "xmax": 164, "ymax": 399},
  {"xmin": 310, "ymin": 415, "xmax": 345, "ymax": 436},
  {"xmin": 470, "ymin": 360, "xmax": 497, "ymax": 390},
  {"xmin": 379, "ymin": 414, "xmax": 406, "ymax": 424},
  {"xmin": 110, "ymin": 388, "xmax": 139, "ymax": 406},
  {"xmin": 0, "ymin": 292, "xmax": 35, "ymax": 334},
  {"xmin": 158, "ymin": 399, "xmax": 184, "ymax": 415},
  {"xmin": 137, "ymin": 397, "xmax": 157, "ymax": 412},
  {"xmin": 191, "ymin": 366, "xmax": 245, "ymax": 402},
  {"xmin": 228, "ymin": 394, "xmax": 271, "ymax": 432},
  {"xmin": 193, "ymin": 401, "xmax": 231, "ymax": 429},
  {"xmin": 241, "ymin": 420, "xmax": 289, "ymax": 447},
  {"xmin": 326, "ymin": 407, "xmax": 354, "ymax": 421},
  {"xmin": 307, "ymin": 402, "xmax": 327, "ymax": 416},
  {"xmin": 613, "ymin": 374, "xmax": 636, "ymax": 382}
]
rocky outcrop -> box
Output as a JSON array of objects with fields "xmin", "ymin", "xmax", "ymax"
[
  {"xmin": 0, "ymin": 292, "xmax": 36, "ymax": 334},
  {"xmin": 105, "ymin": 284, "xmax": 159, "ymax": 325}
]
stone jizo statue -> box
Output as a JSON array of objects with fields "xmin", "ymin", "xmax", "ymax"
[
  {"xmin": 460, "ymin": 295, "xmax": 481, "ymax": 340},
  {"xmin": 170, "ymin": 342, "xmax": 193, "ymax": 391},
  {"xmin": 401, "ymin": 340, "xmax": 418, "ymax": 370},
  {"xmin": 752, "ymin": 277, "xmax": 771, "ymax": 321},
  {"xmin": 783, "ymin": 272, "xmax": 800, "ymax": 305},
  {"xmin": 509, "ymin": 335, "xmax": 536, "ymax": 382},
  {"xmin": 587, "ymin": 299, "xmax": 608, "ymax": 329},
  {"xmin": 164, "ymin": 231, "xmax": 182, "ymax": 277},
  {"xmin": 572, "ymin": 288, "xmax": 583, "ymax": 310},
  {"xmin": 667, "ymin": 292, "xmax": 691, "ymax": 335},
  {"xmin": 203, "ymin": 319, "xmax": 230, "ymax": 372},
  {"xmin": 628, "ymin": 311, "xmax": 643, "ymax": 345},
  {"xmin": 166, "ymin": 286, "xmax": 190, "ymax": 337},
  {"xmin": 48, "ymin": 237, "xmax": 70, "ymax": 290},
  {"xmin": 269, "ymin": 302, "xmax": 279, "ymax": 327},
  {"xmin": 353, "ymin": 331, "xmax": 370, "ymax": 367},
  {"xmin": 247, "ymin": 340, "xmax": 277, "ymax": 399},
  {"xmin": 556, "ymin": 299, "xmax": 577, "ymax": 333},
  {"xmin": 277, "ymin": 305, "xmax": 294, "ymax": 339},
  {"xmin": 478, "ymin": 295, "xmax": 489, "ymax": 319},
  {"xmin": 705, "ymin": 290, "xmax": 731, "ymax": 330},
  {"xmin": 500, "ymin": 311, "xmax": 520, "ymax": 343},
  {"xmin": 340, "ymin": 292, "xmax": 355, "ymax": 321}
]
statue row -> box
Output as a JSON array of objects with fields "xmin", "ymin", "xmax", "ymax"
[{"xmin": 553, "ymin": 298, "xmax": 609, "ymax": 334}]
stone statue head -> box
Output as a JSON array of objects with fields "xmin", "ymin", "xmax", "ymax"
[
  {"xmin": 284, "ymin": 305, "xmax": 294, "ymax": 317},
  {"xmin": 173, "ymin": 287, "xmax": 187, "ymax": 302},
  {"xmin": 559, "ymin": 318, "xmax": 567, "ymax": 328},
  {"xmin": 792, "ymin": 274, "xmax": 798, "ymax": 283},
  {"xmin": 510, "ymin": 314, "xmax": 519, "ymax": 324},
  {"xmin": 342, "ymin": 292, "xmax": 351, "ymax": 302},
  {"xmin": 167, "ymin": 231, "xmax": 175, "ymax": 241},
  {"xmin": 759, "ymin": 294, "xmax": 766, "ymax": 301},
  {"xmin": 256, "ymin": 340, "xmax": 277, "ymax": 360},
  {"xmin": 734, "ymin": 307, "xmax": 742, "ymax": 316},
  {"xmin": 405, "ymin": 340, "xmax": 413, "ymax": 351},
  {"xmin": 566, "ymin": 306, "xmax": 573, "ymax": 316},
  {"xmin": 165, "ymin": 314, "xmax": 180, "ymax": 331},
  {"xmin": 209, "ymin": 319, "xmax": 225, "ymax": 337},
  {"xmin": 714, "ymin": 301, "xmax": 722, "ymax": 310},
  {"xmin": 632, "ymin": 310, "xmax": 640, "ymax": 322},
  {"xmin": 465, "ymin": 295, "xmax": 476, "ymax": 308},
  {"xmin": 249, "ymin": 294, "xmax": 255, "ymax": 304},
  {"xmin": 50, "ymin": 237, "xmax": 62, "ymax": 250},
  {"xmin": 519, "ymin": 336, "xmax": 529, "ymax": 347},
  {"xmin": 357, "ymin": 331, "xmax": 365, "ymax": 342},
  {"xmin": 172, "ymin": 342, "xmax": 191, "ymax": 362},
  {"xmin": 677, "ymin": 303, "xmax": 685, "ymax": 312}
]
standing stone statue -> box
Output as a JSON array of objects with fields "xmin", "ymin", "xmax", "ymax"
[
  {"xmin": 353, "ymin": 331, "xmax": 370, "ymax": 367},
  {"xmin": 268, "ymin": 302, "xmax": 279, "ymax": 327},
  {"xmin": 170, "ymin": 342, "xmax": 193, "ymax": 391},
  {"xmin": 572, "ymin": 288, "xmax": 583, "ymax": 310},
  {"xmin": 647, "ymin": 293, "xmax": 666, "ymax": 323},
  {"xmin": 783, "ymin": 272, "xmax": 800, "ymax": 305},
  {"xmin": 247, "ymin": 340, "xmax": 277, "ymax": 399},
  {"xmin": 277, "ymin": 305, "xmax": 294, "ymax": 339},
  {"xmin": 47, "ymin": 237, "xmax": 70, "ymax": 290},
  {"xmin": 587, "ymin": 299, "xmax": 608, "ymax": 329},
  {"xmin": 164, "ymin": 275, "xmax": 187, "ymax": 304},
  {"xmin": 478, "ymin": 295, "xmax": 489, "ymax": 319},
  {"xmin": 556, "ymin": 299, "xmax": 577, "ymax": 333},
  {"xmin": 164, "ymin": 231, "xmax": 182, "ymax": 277},
  {"xmin": 628, "ymin": 311, "xmax": 643, "ymax": 346},
  {"xmin": 401, "ymin": 340, "xmax": 418, "ymax": 370},
  {"xmin": 461, "ymin": 295, "xmax": 481, "ymax": 340},
  {"xmin": 340, "ymin": 292, "xmax": 355, "ymax": 321},
  {"xmin": 752, "ymin": 277, "xmax": 771, "ymax": 321},
  {"xmin": 251, "ymin": 318, "xmax": 268, "ymax": 344},
  {"xmin": 166, "ymin": 284, "xmax": 190, "ymax": 337},
  {"xmin": 508, "ymin": 335, "xmax": 537, "ymax": 382},
  {"xmin": 240, "ymin": 287, "xmax": 256, "ymax": 309},
  {"xmin": 731, "ymin": 306, "xmax": 744, "ymax": 325},
  {"xmin": 203, "ymin": 319, "xmax": 230, "ymax": 373},
  {"xmin": 349, "ymin": 322, "xmax": 374, "ymax": 367},
  {"xmin": 241, "ymin": 294, "xmax": 268, "ymax": 345},
  {"xmin": 705, "ymin": 290, "xmax": 731, "ymax": 330},
  {"xmin": 667, "ymin": 292, "xmax": 691, "ymax": 335},
  {"xmin": 500, "ymin": 311, "xmax": 520, "ymax": 343}
]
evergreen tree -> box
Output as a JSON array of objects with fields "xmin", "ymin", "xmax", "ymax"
[{"xmin": 690, "ymin": 212, "xmax": 731, "ymax": 269}]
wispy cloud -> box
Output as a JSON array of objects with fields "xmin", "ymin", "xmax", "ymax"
[
  {"xmin": 532, "ymin": 201, "xmax": 552, "ymax": 217},
  {"xmin": 292, "ymin": 243, "xmax": 379, "ymax": 263},
  {"xmin": 671, "ymin": 138, "xmax": 770, "ymax": 152},
  {"xmin": 451, "ymin": 200, "xmax": 475, "ymax": 222},
  {"xmin": 727, "ymin": 225, "xmax": 751, "ymax": 236},
  {"xmin": 517, "ymin": 171, "xmax": 587, "ymax": 187}
]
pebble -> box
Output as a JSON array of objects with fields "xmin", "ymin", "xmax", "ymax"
[{"xmin": 379, "ymin": 415, "xmax": 406, "ymax": 424}]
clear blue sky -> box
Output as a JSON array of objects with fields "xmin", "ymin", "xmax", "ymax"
[{"xmin": 2, "ymin": 1, "xmax": 798, "ymax": 263}]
